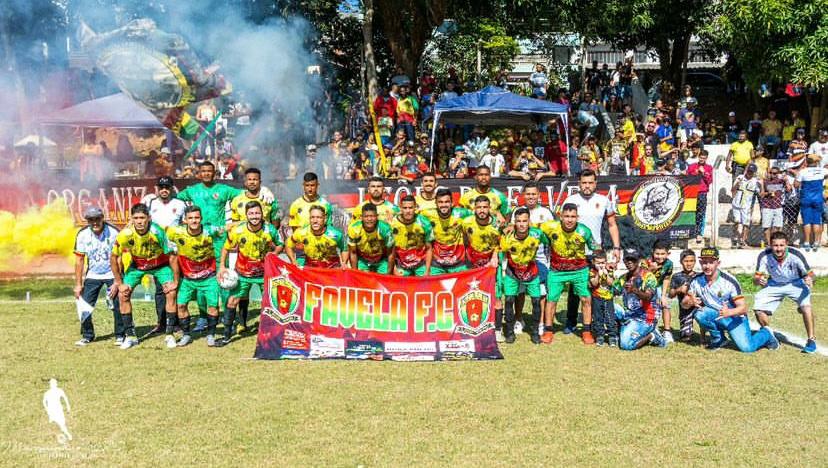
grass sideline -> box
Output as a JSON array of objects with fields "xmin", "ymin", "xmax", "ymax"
[{"xmin": 1, "ymin": 279, "xmax": 826, "ymax": 466}]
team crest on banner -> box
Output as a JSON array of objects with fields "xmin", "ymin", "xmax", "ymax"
[
  {"xmin": 455, "ymin": 281, "xmax": 493, "ymax": 336},
  {"xmin": 264, "ymin": 270, "xmax": 300, "ymax": 324}
]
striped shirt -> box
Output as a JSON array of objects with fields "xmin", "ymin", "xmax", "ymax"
[
  {"xmin": 755, "ymin": 247, "xmax": 812, "ymax": 286},
  {"xmin": 689, "ymin": 270, "xmax": 743, "ymax": 312}
]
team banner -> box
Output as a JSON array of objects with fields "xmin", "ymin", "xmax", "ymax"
[{"xmin": 253, "ymin": 255, "xmax": 503, "ymax": 361}]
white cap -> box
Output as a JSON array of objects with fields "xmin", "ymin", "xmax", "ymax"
[{"xmin": 160, "ymin": 147, "xmax": 171, "ymax": 154}]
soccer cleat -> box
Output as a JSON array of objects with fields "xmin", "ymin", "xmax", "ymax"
[
  {"xmin": 650, "ymin": 330, "xmax": 668, "ymax": 348},
  {"xmin": 75, "ymin": 338, "xmax": 92, "ymax": 347},
  {"xmin": 192, "ymin": 317, "xmax": 208, "ymax": 333},
  {"xmin": 514, "ymin": 321, "xmax": 524, "ymax": 335},
  {"xmin": 114, "ymin": 337, "xmax": 124, "ymax": 346},
  {"xmin": 120, "ymin": 336, "xmax": 139, "ymax": 350},
  {"xmin": 541, "ymin": 331, "xmax": 555, "ymax": 344},
  {"xmin": 147, "ymin": 324, "xmax": 163, "ymax": 335},
  {"xmin": 206, "ymin": 334, "xmax": 217, "ymax": 347},
  {"xmin": 608, "ymin": 336, "xmax": 619, "ymax": 347},
  {"xmin": 581, "ymin": 331, "xmax": 595, "ymax": 345},
  {"xmin": 812, "ymin": 245, "xmax": 820, "ymax": 253},
  {"xmin": 802, "ymin": 339, "xmax": 817, "ymax": 354},
  {"xmin": 563, "ymin": 325, "xmax": 576, "ymax": 335},
  {"xmin": 164, "ymin": 334, "xmax": 177, "ymax": 349},
  {"xmin": 802, "ymin": 243, "xmax": 811, "ymax": 252},
  {"xmin": 177, "ymin": 334, "xmax": 192, "ymax": 347},
  {"xmin": 764, "ymin": 330, "xmax": 780, "ymax": 351},
  {"xmin": 663, "ymin": 330, "xmax": 674, "ymax": 343},
  {"xmin": 529, "ymin": 334, "xmax": 541, "ymax": 345},
  {"xmin": 495, "ymin": 330, "xmax": 505, "ymax": 343},
  {"xmin": 705, "ymin": 338, "xmax": 727, "ymax": 351},
  {"xmin": 504, "ymin": 334, "xmax": 516, "ymax": 344},
  {"xmin": 596, "ymin": 336, "xmax": 605, "ymax": 347}
]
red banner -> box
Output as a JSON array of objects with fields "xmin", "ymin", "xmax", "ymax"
[{"xmin": 254, "ymin": 255, "xmax": 503, "ymax": 361}]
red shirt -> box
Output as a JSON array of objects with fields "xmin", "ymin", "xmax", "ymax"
[
  {"xmin": 545, "ymin": 140, "xmax": 569, "ymax": 174},
  {"xmin": 687, "ymin": 163, "xmax": 713, "ymax": 193},
  {"xmin": 372, "ymin": 96, "xmax": 397, "ymax": 121}
]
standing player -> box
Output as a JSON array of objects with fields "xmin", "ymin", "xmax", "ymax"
[
  {"xmin": 73, "ymin": 207, "xmax": 121, "ymax": 346},
  {"xmin": 500, "ymin": 207, "xmax": 549, "ymax": 344},
  {"xmin": 347, "ymin": 203, "xmax": 394, "ymax": 273},
  {"xmin": 462, "ymin": 196, "xmax": 503, "ymax": 339},
  {"xmin": 541, "ymin": 203, "xmax": 598, "ymax": 344},
  {"xmin": 685, "ymin": 247, "xmax": 779, "ymax": 352},
  {"xmin": 219, "ymin": 201, "xmax": 283, "ymax": 345},
  {"xmin": 389, "ymin": 195, "xmax": 433, "ymax": 276},
  {"xmin": 288, "ymin": 172, "xmax": 334, "ymax": 230},
  {"xmin": 424, "ymin": 189, "xmax": 470, "ymax": 274},
  {"xmin": 415, "ymin": 172, "xmax": 439, "ymax": 217},
  {"xmin": 458, "ymin": 166, "xmax": 510, "ymax": 223},
  {"xmin": 352, "ymin": 176, "xmax": 399, "ymax": 223},
  {"xmin": 668, "ymin": 249, "xmax": 700, "ymax": 342},
  {"xmin": 286, "ymin": 205, "xmax": 348, "ymax": 268},
  {"xmin": 166, "ymin": 205, "xmax": 224, "ymax": 347},
  {"xmin": 612, "ymin": 249, "xmax": 668, "ymax": 350},
  {"xmin": 648, "ymin": 240, "xmax": 674, "ymax": 342},
  {"xmin": 753, "ymin": 231, "xmax": 817, "ymax": 353},
  {"xmin": 110, "ymin": 203, "xmax": 179, "ymax": 350},
  {"xmin": 140, "ymin": 176, "xmax": 187, "ymax": 334}
]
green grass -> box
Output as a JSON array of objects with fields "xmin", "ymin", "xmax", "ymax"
[{"xmin": 1, "ymin": 280, "xmax": 826, "ymax": 466}]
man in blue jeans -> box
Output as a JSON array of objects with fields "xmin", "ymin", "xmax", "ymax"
[
  {"xmin": 72, "ymin": 207, "xmax": 123, "ymax": 346},
  {"xmin": 684, "ymin": 247, "xmax": 780, "ymax": 352}
]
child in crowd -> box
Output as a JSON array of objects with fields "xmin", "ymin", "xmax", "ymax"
[
  {"xmin": 589, "ymin": 250, "xmax": 618, "ymax": 347},
  {"xmin": 667, "ymin": 249, "xmax": 701, "ymax": 343},
  {"xmin": 648, "ymin": 240, "xmax": 675, "ymax": 342},
  {"xmin": 377, "ymin": 108, "xmax": 394, "ymax": 147}
]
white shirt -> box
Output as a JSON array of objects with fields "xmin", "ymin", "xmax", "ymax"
[
  {"xmin": 522, "ymin": 204, "xmax": 555, "ymax": 265},
  {"xmin": 756, "ymin": 247, "xmax": 811, "ymax": 286},
  {"xmin": 480, "ymin": 153, "xmax": 506, "ymax": 177},
  {"xmin": 564, "ymin": 192, "xmax": 615, "ymax": 247},
  {"xmin": 689, "ymin": 270, "xmax": 743, "ymax": 312},
  {"xmin": 732, "ymin": 175, "xmax": 760, "ymax": 209},
  {"xmin": 74, "ymin": 224, "xmax": 119, "ymax": 280},
  {"xmin": 808, "ymin": 141, "xmax": 828, "ymax": 167},
  {"xmin": 141, "ymin": 194, "xmax": 187, "ymax": 228}
]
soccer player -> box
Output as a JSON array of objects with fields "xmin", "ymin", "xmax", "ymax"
[
  {"xmin": 415, "ymin": 172, "xmax": 438, "ymax": 216},
  {"xmin": 462, "ymin": 196, "xmax": 503, "ymax": 338},
  {"xmin": 229, "ymin": 167, "xmax": 281, "ymax": 226},
  {"xmin": 73, "ymin": 206, "xmax": 121, "ymax": 346},
  {"xmin": 389, "ymin": 195, "xmax": 433, "ymax": 276},
  {"xmin": 287, "ymin": 172, "xmax": 334, "ymax": 230},
  {"xmin": 541, "ymin": 203, "xmax": 597, "ymax": 344},
  {"xmin": 286, "ymin": 205, "xmax": 348, "ymax": 268},
  {"xmin": 612, "ymin": 249, "xmax": 668, "ymax": 350},
  {"xmin": 140, "ymin": 176, "xmax": 187, "ymax": 335},
  {"xmin": 167, "ymin": 205, "xmax": 224, "ymax": 346},
  {"xmin": 458, "ymin": 166, "xmax": 510, "ymax": 223},
  {"xmin": 500, "ymin": 207, "xmax": 549, "ymax": 344},
  {"xmin": 347, "ymin": 203, "xmax": 394, "ymax": 273},
  {"xmin": 668, "ymin": 249, "xmax": 700, "ymax": 342},
  {"xmin": 685, "ymin": 247, "xmax": 779, "ymax": 352},
  {"xmin": 514, "ymin": 182, "xmax": 555, "ymax": 335},
  {"xmin": 352, "ymin": 176, "xmax": 400, "ymax": 223},
  {"xmin": 424, "ymin": 189, "xmax": 470, "ymax": 274},
  {"xmin": 753, "ymin": 231, "xmax": 817, "ymax": 353},
  {"xmin": 111, "ymin": 203, "xmax": 179, "ymax": 350},
  {"xmin": 219, "ymin": 201, "xmax": 283, "ymax": 346},
  {"xmin": 648, "ymin": 240, "xmax": 674, "ymax": 342}
]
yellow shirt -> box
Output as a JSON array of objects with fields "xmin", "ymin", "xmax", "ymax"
[
  {"xmin": 415, "ymin": 193, "xmax": 438, "ymax": 217},
  {"xmin": 729, "ymin": 141, "xmax": 754, "ymax": 166},
  {"xmin": 288, "ymin": 196, "xmax": 333, "ymax": 228},
  {"xmin": 230, "ymin": 192, "xmax": 280, "ymax": 224},
  {"xmin": 288, "ymin": 225, "xmax": 346, "ymax": 268},
  {"xmin": 112, "ymin": 223, "xmax": 171, "ymax": 271},
  {"xmin": 166, "ymin": 225, "xmax": 219, "ymax": 279},
  {"xmin": 389, "ymin": 214, "xmax": 433, "ymax": 269},
  {"xmin": 351, "ymin": 200, "xmax": 399, "ymax": 224},
  {"xmin": 224, "ymin": 222, "xmax": 281, "ymax": 277},
  {"xmin": 462, "ymin": 215, "xmax": 502, "ymax": 267}
]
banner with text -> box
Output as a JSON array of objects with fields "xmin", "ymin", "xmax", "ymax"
[{"xmin": 254, "ymin": 255, "xmax": 503, "ymax": 361}]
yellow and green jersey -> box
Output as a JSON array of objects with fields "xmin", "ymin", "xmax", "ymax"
[
  {"xmin": 229, "ymin": 191, "xmax": 280, "ymax": 224},
  {"xmin": 112, "ymin": 222, "xmax": 172, "ymax": 271},
  {"xmin": 415, "ymin": 193, "xmax": 438, "ymax": 217},
  {"xmin": 458, "ymin": 187, "xmax": 510, "ymax": 217},
  {"xmin": 288, "ymin": 225, "xmax": 346, "ymax": 268},
  {"xmin": 224, "ymin": 222, "xmax": 281, "ymax": 278},
  {"xmin": 539, "ymin": 220, "xmax": 597, "ymax": 271},
  {"xmin": 351, "ymin": 200, "xmax": 399, "ymax": 223},
  {"xmin": 423, "ymin": 207, "xmax": 471, "ymax": 267},
  {"xmin": 390, "ymin": 214, "xmax": 433, "ymax": 269},
  {"xmin": 166, "ymin": 225, "xmax": 222, "ymax": 279},
  {"xmin": 499, "ymin": 227, "xmax": 548, "ymax": 280},
  {"xmin": 288, "ymin": 196, "xmax": 333, "ymax": 228},
  {"xmin": 347, "ymin": 220, "xmax": 394, "ymax": 264},
  {"xmin": 589, "ymin": 267, "xmax": 614, "ymax": 300},
  {"xmin": 462, "ymin": 215, "xmax": 502, "ymax": 267}
]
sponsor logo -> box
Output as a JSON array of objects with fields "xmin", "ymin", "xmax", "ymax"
[
  {"xmin": 309, "ymin": 335, "xmax": 345, "ymax": 358},
  {"xmin": 262, "ymin": 269, "xmax": 301, "ymax": 325},
  {"xmin": 438, "ymin": 339, "xmax": 476, "ymax": 353},
  {"xmin": 455, "ymin": 280, "xmax": 494, "ymax": 336},
  {"xmin": 281, "ymin": 329, "xmax": 310, "ymax": 350},
  {"xmin": 629, "ymin": 177, "xmax": 684, "ymax": 232},
  {"xmin": 440, "ymin": 351, "xmax": 475, "ymax": 361},
  {"xmin": 345, "ymin": 340, "xmax": 384, "ymax": 360},
  {"xmin": 390, "ymin": 354, "xmax": 436, "ymax": 362},
  {"xmin": 384, "ymin": 341, "xmax": 437, "ymax": 353}
]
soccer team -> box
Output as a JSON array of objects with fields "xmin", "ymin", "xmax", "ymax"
[{"xmin": 73, "ymin": 161, "xmax": 819, "ymax": 353}]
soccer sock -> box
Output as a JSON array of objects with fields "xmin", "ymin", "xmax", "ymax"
[
  {"xmin": 207, "ymin": 316, "xmax": 218, "ymax": 335},
  {"xmin": 504, "ymin": 297, "xmax": 516, "ymax": 334},
  {"xmin": 495, "ymin": 308, "xmax": 503, "ymax": 331},
  {"xmin": 239, "ymin": 299, "xmax": 249, "ymax": 326},
  {"xmin": 529, "ymin": 298, "xmax": 542, "ymax": 335},
  {"xmin": 223, "ymin": 308, "xmax": 237, "ymax": 338},
  {"xmin": 122, "ymin": 314, "xmax": 135, "ymax": 337},
  {"xmin": 165, "ymin": 312, "xmax": 177, "ymax": 334},
  {"xmin": 180, "ymin": 316, "xmax": 191, "ymax": 335},
  {"xmin": 583, "ymin": 322, "xmax": 592, "ymax": 333},
  {"xmin": 544, "ymin": 325, "xmax": 554, "ymax": 332}
]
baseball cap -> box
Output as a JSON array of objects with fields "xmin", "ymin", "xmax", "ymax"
[
  {"xmin": 699, "ymin": 247, "xmax": 719, "ymax": 260},
  {"xmin": 157, "ymin": 176, "xmax": 174, "ymax": 187},
  {"xmin": 623, "ymin": 248, "xmax": 641, "ymax": 261},
  {"xmin": 306, "ymin": 144, "xmax": 318, "ymax": 151},
  {"xmin": 728, "ymin": 111, "xmax": 736, "ymax": 117},
  {"xmin": 83, "ymin": 206, "xmax": 104, "ymax": 220},
  {"xmin": 489, "ymin": 140, "xmax": 499, "ymax": 148},
  {"xmin": 454, "ymin": 145, "xmax": 465, "ymax": 152},
  {"xmin": 747, "ymin": 163, "xmax": 758, "ymax": 172},
  {"xmin": 160, "ymin": 147, "xmax": 171, "ymax": 154},
  {"xmin": 820, "ymin": 130, "xmax": 828, "ymax": 137}
]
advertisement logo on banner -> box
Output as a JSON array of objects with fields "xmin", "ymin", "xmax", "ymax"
[
  {"xmin": 629, "ymin": 177, "xmax": 684, "ymax": 232},
  {"xmin": 455, "ymin": 281, "xmax": 493, "ymax": 336}
]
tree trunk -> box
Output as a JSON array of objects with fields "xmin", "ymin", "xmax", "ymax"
[
  {"xmin": 362, "ymin": 0, "xmax": 378, "ymax": 100},
  {"xmin": 375, "ymin": 0, "xmax": 447, "ymax": 82}
]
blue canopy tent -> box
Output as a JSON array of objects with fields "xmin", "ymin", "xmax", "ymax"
[{"xmin": 429, "ymin": 85, "xmax": 570, "ymax": 165}]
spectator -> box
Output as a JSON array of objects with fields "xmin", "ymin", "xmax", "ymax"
[
  {"xmin": 433, "ymin": 141, "xmax": 450, "ymax": 176},
  {"xmin": 753, "ymin": 146, "xmax": 770, "ymax": 179},
  {"xmin": 725, "ymin": 130, "xmax": 754, "ymax": 177},
  {"xmin": 724, "ymin": 111, "xmax": 743, "ymax": 143},
  {"xmin": 787, "ymin": 128, "xmax": 809, "ymax": 158},
  {"xmin": 528, "ymin": 63, "xmax": 549, "ymax": 99},
  {"xmin": 758, "ymin": 166, "xmax": 789, "ymax": 246},
  {"xmin": 304, "ymin": 144, "xmax": 321, "ymax": 175},
  {"xmin": 579, "ymin": 135, "xmax": 602, "ymax": 173},
  {"xmin": 783, "ymin": 157, "xmax": 804, "ymax": 244},
  {"xmin": 390, "ymin": 66, "xmax": 411, "ymax": 87},
  {"xmin": 400, "ymin": 145, "xmax": 428, "ymax": 181},
  {"xmin": 630, "ymin": 133, "xmax": 647, "ymax": 175},
  {"xmin": 543, "ymin": 133, "xmax": 568, "ymax": 177},
  {"xmin": 447, "ymin": 146, "xmax": 469, "ymax": 178},
  {"xmin": 396, "ymin": 85, "xmax": 419, "ymax": 142},
  {"xmin": 373, "ymin": 88, "xmax": 397, "ymax": 123},
  {"xmin": 568, "ymin": 135, "xmax": 582, "ymax": 176},
  {"xmin": 377, "ymin": 107, "xmax": 394, "ymax": 147},
  {"xmin": 795, "ymin": 154, "xmax": 826, "ymax": 251},
  {"xmin": 747, "ymin": 111, "xmax": 763, "ymax": 146},
  {"xmin": 603, "ymin": 129, "xmax": 629, "ymax": 175},
  {"xmin": 480, "ymin": 141, "xmax": 506, "ymax": 177},
  {"xmin": 762, "ymin": 110, "xmax": 783, "ymax": 156},
  {"xmin": 809, "ymin": 129, "xmax": 828, "ymax": 167},
  {"xmin": 418, "ymin": 68, "xmax": 436, "ymax": 96},
  {"xmin": 440, "ymin": 81, "xmax": 459, "ymax": 101},
  {"xmin": 731, "ymin": 164, "xmax": 760, "ymax": 248},
  {"xmin": 781, "ymin": 118, "xmax": 796, "ymax": 154},
  {"xmin": 687, "ymin": 149, "xmax": 713, "ymax": 243}
]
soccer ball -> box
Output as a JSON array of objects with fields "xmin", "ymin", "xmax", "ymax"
[{"xmin": 218, "ymin": 270, "xmax": 239, "ymax": 290}]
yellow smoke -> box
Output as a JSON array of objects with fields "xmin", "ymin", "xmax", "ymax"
[{"xmin": 0, "ymin": 200, "xmax": 76, "ymax": 272}]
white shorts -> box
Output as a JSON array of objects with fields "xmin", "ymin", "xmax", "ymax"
[
  {"xmin": 761, "ymin": 208, "xmax": 783, "ymax": 229},
  {"xmin": 753, "ymin": 281, "xmax": 811, "ymax": 313},
  {"xmin": 733, "ymin": 206, "xmax": 752, "ymax": 225}
]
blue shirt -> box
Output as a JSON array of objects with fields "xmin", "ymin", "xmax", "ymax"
[
  {"xmin": 796, "ymin": 167, "xmax": 825, "ymax": 204},
  {"xmin": 689, "ymin": 270, "xmax": 743, "ymax": 312},
  {"xmin": 74, "ymin": 224, "xmax": 119, "ymax": 279}
]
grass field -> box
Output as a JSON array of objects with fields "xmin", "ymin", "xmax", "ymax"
[{"xmin": 1, "ymin": 278, "xmax": 826, "ymax": 466}]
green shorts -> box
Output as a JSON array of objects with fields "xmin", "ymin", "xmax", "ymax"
[
  {"xmin": 430, "ymin": 263, "xmax": 468, "ymax": 275},
  {"xmin": 231, "ymin": 275, "xmax": 264, "ymax": 299},
  {"xmin": 495, "ymin": 264, "xmax": 504, "ymax": 298},
  {"xmin": 122, "ymin": 265, "xmax": 174, "ymax": 289},
  {"xmin": 546, "ymin": 268, "xmax": 590, "ymax": 302},
  {"xmin": 177, "ymin": 276, "xmax": 220, "ymax": 307},
  {"xmin": 358, "ymin": 258, "xmax": 389, "ymax": 274},
  {"xmin": 396, "ymin": 263, "xmax": 427, "ymax": 277},
  {"xmin": 503, "ymin": 271, "xmax": 541, "ymax": 298}
]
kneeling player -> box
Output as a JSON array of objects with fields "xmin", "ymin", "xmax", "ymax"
[
  {"xmin": 347, "ymin": 203, "xmax": 394, "ymax": 273},
  {"xmin": 613, "ymin": 249, "xmax": 668, "ymax": 350},
  {"xmin": 286, "ymin": 205, "xmax": 348, "ymax": 268},
  {"xmin": 425, "ymin": 189, "xmax": 470, "ymax": 274},
  {"xmin": 500, "ymin": 207, "xmax": 549, "ymax": 344},
  {"xmin": 219, "ymin": 201, "xmax": 282, "ymax": 346},
  {"xmin": 390, "ymin": 195, "xmax": 433, "ymax": 276},
  {"xmin": 111, "ymin": 203, "xmax": 179, "ymax": 350},
  {"xmin": 167, "ymin": 206, "xmax": 224, "ymax": 347},
  {"xmin": 753, "ymin": 231, "xmax": 817, "ymax": 353}
]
